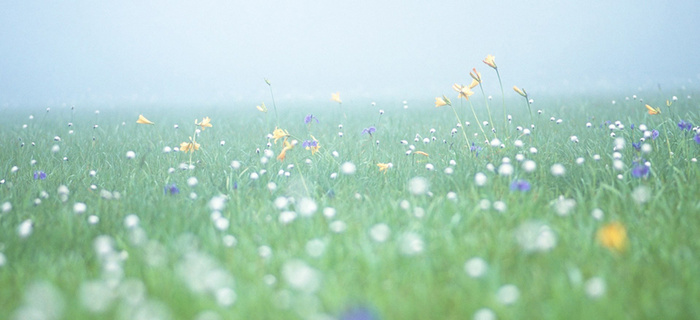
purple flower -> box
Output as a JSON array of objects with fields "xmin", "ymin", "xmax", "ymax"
[
  {"xmin": 678, "ymin": 120, "xmax": 693, "ymax": 131},
  {"xmin": 695, "ymin": 133, "xmax": 700, "ymax": 145},
  {"xmin": 339, "ymin": 307, "xmax": 377, "ymax": 320},
  {"xmin": 164, "ymin": 183, "xmax": 179, "ymax": 195},
  {"xmin": 651, "ymin": 129, "xmax": 659, "ymax": 140},
  {"xmin": 302, "ymin": 140, "xmax": 318, "ymax": 148},
  {"xmin": 632, "ymin": 142, "xmax": 641, "ymax": 151},
  {"xmin": 33, "ymin": 171, "xmax": 46, "ymax": 180},
  {"xmin": 361, "ymin": 126, "xmax": 376, "ymax": 135},
  {"xmin": 304, "ymin": 114, "xmax": 319, "ymax": 125},
  {"xmin": 510, "ymin": 179, "xmax": 531, "ymax": 192},
  {"xmin": 630, "ymin": 124, "xmax": 635, "ymax": 130},
  {"xmin": 470, "ymin": 142, "xmax": 482, "ymax": 156},
  {"xmin": 631, "ymin": 163, "xmax": 649, "ymax": 178}
]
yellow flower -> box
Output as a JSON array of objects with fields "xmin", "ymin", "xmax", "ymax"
[
  {"xmin": 277, "ymin": 138, "xmax": 293, "ymax": 161},
  {"xmin": 645, "ymin": 104, "xmax": 661, "ymax": 115},
  {"xmin": 470, "ymin": 68, "xmax": 482, "ymax": 83},
  {"xmin": 452, "ymin": 84, "xmax": 474, "ymax": 100},
  {"xmin": 306, "ymin": 135, "xmax": 321, "ymax": 155},
  {"xmin": 195, "ymin": 117, "xmax": 213, "ymax": 130},
  {"xmin": 331, "ymin": 92, "xmax": 342, "ymax": 104},
  {"xmin": 180, "ymin": 137, "xmax": 200, "ymax": 153},
  {"xmin": 414, "ymin": 151, "xmax": 429, "ymax": 157},
  {"xmin": 666, "ymin": 100, "xmax": 672, "ymax": 107},
  {"xmin": 377, "ymin": 162, "xmax": 392, "ymax": 173},
  {"xmin": 256, "ymin": 102, "xmax": 268, "ymax": 113},
  {"xmin": 434, "ymin": 96, "xmax": 450, "ymax": 107},
  {"xmin": 597, "ymin": 222, "xmax": 628, "ymax": 253},
  {"xmin": 468, "ymin": 79, "xmax": 480, "ymax": 90},
  {"xmin": 136, "ymin": 114, "xmax": 154, "ymax": 125},
  {"xmin": 483, "ymin": 54, "xmax": 497, "ymax": 69},
  {"xmin": 513, "ymin": 86, "xmax": 527, "ymax": 97},
  {"xmin": 272, "ymin": 127, "xmax": 290, "ymax": 143}
]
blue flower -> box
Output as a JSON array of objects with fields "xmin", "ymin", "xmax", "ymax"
[
  {"xmin": 632, "ymin": 142, "xmax": 641, "ymax": 151},
  {"xmin": 339, "ymin": 306, "xmax": 377, "ymax": 320},
  {"xmin": 510, "ymin": 179, "xmax": 531, "ymax": 192},
  {"xmin": 630, "ymin": 124, "xmax": 635, "ymax": 130},
  {"xmin": 695, "ymin": 133, "xmax": 700, "ymax": 145},
  {"xmin": 302, "ymin": 140, "xmax": 318, "ymax": 148},
  {"xmin": 470, "ymin": 142, "xmax": 482, "ymax": 156},
  {"xmin": 33, "ymin": 171, "xmax": 46, "ymax": 180},
  {"xmin": 651, "ymin": 129, "xmax": 659, "ymax": 140},
  {"xmin": 361, "ymin": 126, "xmax": 376, "ymax": 135},
  {"xmin": 678, "ymin": 120, "xmax": 693, "ymax": 131},
  {"xmin": 631, "ymin": 162, "xmax": 649, "ymax": 178},
  {"xmin": 304, "ymin": 114, "xmax": 319, "ymax": 125},
  {"xmin": 164, "ymin": 183, "xmax": 179, "ymax": 195}
]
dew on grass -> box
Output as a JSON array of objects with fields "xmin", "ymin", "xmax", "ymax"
[
  {"xmin": 498, "ymin": 163, "xmax": 513, "ymax": 176},
  {"xmin": 479, "ymin": 199, "xmax": 491, "ymax": 210},
  {"xmin": 258, "ymin": 246, "xmax": 272, "ymax": 259},
  {"xmin": 208, "ymin": 195, "xmax": 226, "ymax": 211},
  {"xmin": 282, "ymin": 259, "xmax": 321, "ymax": 293},
  {"xmin": 585, "ymin": 277, "xmax": 606, "ymax": 298},
  {"xmin": 341, "ymin": 162, "xmax": 356, "ymax": 175},
  {"xmin": 496, "ymin": 284, "xmax": 520, "ymax": 305},
  {"xmin": 323, "ymin": 207, "xmax": 336, "ymax": 219},
  {"xmin": 329, "ymin": 220, "xmax": 347, "ymax": 233},
  {"xmin": 474, "ymin": 172, "xmax": 487, "ymax": 186},
  {"xmin": 413, "ymin": 207, "xmax": 425, "ymax": 218},
  {"xmin": 408, "ymin": 177, "xmax": 429, "ymax": 195},
  {"xmin": 306, "ymin": 239, "xmax": 326, "ymax": 258},
  {"xmin": 473, "ymin": 308, "xmax": 497, "ymax": 320},
  {"xmin": 2, "ymin": 201, "xmax": 12, "ymax": 213},
  {"xmin": 124, "ymin": 214, "xmax": 140, "ymax": 229},
  {"xmin": 214, "ymin": 287, "xmax": 236, "ymax": 307},
  {"xmin": 552, "ymin": 196, "xmax": 576, "ymax": 216},
  {"xmin": 297, "ymin": 197, "xmax": 318, "ymax": 217},
  {"xmin": 17, "ymin": 219, "xmax": 33, "ymax": 238},
  {"xmin": 464, "ymin": 257, "xmax": 488, "ymax": 278},
  {"xmin": 279, "ymin": 211, "xmax": 297, "ymax": 224},
  {"xmin": 493, "ymin": 201, "xmax": 507, "ymax": 212},
  {"xmin": 369, "ymin": 223, "xmax": 391, "ymax": 243},
  {"xmin": 398, "ymin": 232, "xmax": 424, "ymax": 256},
  {"xmin": 263, "ymin": 274, "xmax": 277, "ymax": 286},
  {"xmin": 446, "ymin": 191, "xmax": 457, "ymax": 201},
  {"xmin": 222, "ymin": 235, "xmax": 237, "ymax": 247},
  {"xmin": 57, "ymin": 185, "xmax": 69, "ymax": 202},
  {"xmin": 550, "ymin": 163, "xmax": 566, "ymax": 176},
  {"xmin": 516, "ymin": 221, "xmax": 557, "ymax": 252},
  {"xmin": 79, "ymin": 280, "xmax": 116, "ymax": 313},
  {"xmin": 214, "ymin": 217, "xmax": 229, "ymax": 231},
  {"xmin": 73, "ymin": 202, "xmax": 87, "ymax": 214},
  {"xmin": 631, "ymin": 185, "xmax": 651, "ymax": 204},
  {"xmin": 13, "ymin": 281, "xmax": 65, "ymax": 320},
  {"xmin": 274, "ymin": 196, "xmax": 289, "ymax": 209},
  {"xmin": 591, "ymin": 208, "xmax": 604, "ymax": 220}
]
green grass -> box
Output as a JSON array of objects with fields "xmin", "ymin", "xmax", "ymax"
[{"xmin": 0, "ymin": 93, "xmax": 699, "ymax": 319}]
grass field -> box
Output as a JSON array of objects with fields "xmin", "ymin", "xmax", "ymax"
[{"xmin": 1, "ymin": 87, "xmax": 699, "ymax": 319}]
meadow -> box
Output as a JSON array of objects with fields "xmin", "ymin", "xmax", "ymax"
[{"xmin": 1, "ymin": 66, "xmax": 700, "ymax": 319}]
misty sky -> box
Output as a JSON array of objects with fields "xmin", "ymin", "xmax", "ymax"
[{"xmin": 1, "ymin": 0, "xmax": 699, "ymax": 106}]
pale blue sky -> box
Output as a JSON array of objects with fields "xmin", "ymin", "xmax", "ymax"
[{"xmin": 1, "ymin": 0, "xmax": 699, "ymax": 106}]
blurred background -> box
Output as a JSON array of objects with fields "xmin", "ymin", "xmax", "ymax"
[{"xmin": 1, "ymin": 0, "xmax": 699, "ymax": 107}]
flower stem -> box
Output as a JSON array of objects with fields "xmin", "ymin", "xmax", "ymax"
[
  {"xmin": 267, "ymin": 82, "xmax": 279, "ymax": 126},
  {"xmin": 479, "ymin": 85, "xmax": 497, "ymax": 138},
  {"xmin": 495, "ymin": 68, "xmax": 507, "ymax": 131},
  {"xmin": 450, "ymin": 103, "xmax": 471, "ymax": 148},
  {"xmin": 467, "ymin": 99, "xmax": 489, "ymax": 144}
]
